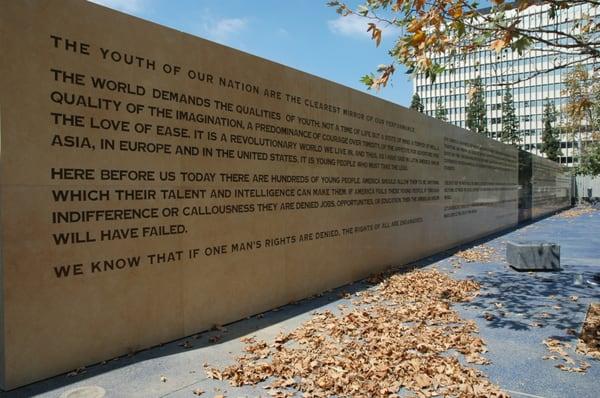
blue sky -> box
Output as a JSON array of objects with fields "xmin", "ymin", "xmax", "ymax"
[{"xmin": 88, "ymin": 0, "xmax": 413, "ymax": 106}]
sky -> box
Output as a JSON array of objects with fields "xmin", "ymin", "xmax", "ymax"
[{"xmin": 87, "ymin": 0, "xmax": 413, "ymax": 107}]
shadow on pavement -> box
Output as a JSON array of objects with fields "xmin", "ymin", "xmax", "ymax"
[{"xmin": 464, "ymin": 269, "xmax": 593, "ymax": 334}]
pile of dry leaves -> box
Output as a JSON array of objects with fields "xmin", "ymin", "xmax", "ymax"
[
  {"xmin": 557, "ymin": 206, "xmax": 597, "ymax": 219},
  {"xmin": 206, "ymin": 270, "xmax": 509, "ymax": 397},
  {"xmin": 577, "ymin": 303, "xmax": 600, "ymax": 359},
  {"xmin": 543, "ymin": 338, "xmax": 591, "ymax": 373},
  {"xmin": 455, "ymin": 245, "xmax": 497, "ymax": 263}
]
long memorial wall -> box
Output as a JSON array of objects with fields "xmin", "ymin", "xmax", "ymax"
[
  {"xmin": 0, "ymin": 0, "xmax": 567, "ymax": 389},
  {"xmin": 531, "ymin": 156, "xmax": 572, "ymax": 218}
]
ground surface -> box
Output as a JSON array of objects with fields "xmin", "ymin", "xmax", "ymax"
[{"xmin": 3, "ymin": 209, "xmax": 600, "ymax": 398}]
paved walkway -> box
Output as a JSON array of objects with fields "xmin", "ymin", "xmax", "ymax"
[{"xmin": 3, "ymin": 210, "xmax": 599, "ymax": 398}]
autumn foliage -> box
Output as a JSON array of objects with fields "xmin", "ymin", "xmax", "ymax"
[{"xmin": 328, "ymin": 0, "xmax": 600, "ymax": 88}]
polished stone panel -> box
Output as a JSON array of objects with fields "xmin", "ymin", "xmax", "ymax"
[
  {"xmin": 0, "ymin": 0, "xmax": 523, "ymax": 389},
  {"xmin": 532, "ymin": 156, "xmax": 572, "ymax": 218}
]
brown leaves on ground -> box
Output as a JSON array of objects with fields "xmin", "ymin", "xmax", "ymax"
[
  {"xmin": 543, "ymin": 302, "xmax": 600, "ymax": 370},
  {"xmin": 557, "ymin": 206, "xmax": 597, "ymax": 219},
  {"xmin": 543, "ymin": 339, "xmax": 590, "ymax": 373},
  {"xmin": 66, "ymin": 367, "xmax": 86, "ymax": 377},
  {"xmin": 577, "ymin": 303, "xmax": 600, "ymax": 359},
  {"xmin": 178, "ymin": 340, "xmax": 193, "ymax": 349},
  {"xmin": 206, "ymin": 270, "xmax": 508, "ymax": 397},
  {"xmin": 455, "ymin": 245, "xmax": 497, "ymax": 263}
]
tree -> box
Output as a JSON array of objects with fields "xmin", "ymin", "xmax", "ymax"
[
  {"xmin": 435, "ymin": 98, "xmax": 448, "ymax": 121},
  {"xmin": 576, "ymin": 138, "xmax": 600, "ymax": 176},
  {"xmin": 541, "ymin": 101, "xmax": 562, "ymax": 162},
  {"xmin": 327, "ymin": 1, "xmax": 600, "ymax": 88},
  {"xmin": 466, "ymin": 77, "xmax": 487, "ymax": 136},
  {"xmin": 500, "ymin": 86, "xmax": 520, "ymax": 145},
  {"xmin": 563, "ymin": 65, "xmax": 600, "ymax": 132},
  {"xmin": 561, "ymin": 65, "xmax": 600, "ymax": 173},
  {"xmin": 410, "ymin": 93, "xmax": 424, "ymax": 112}
]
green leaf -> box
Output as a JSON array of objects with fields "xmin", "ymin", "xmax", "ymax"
[
  {"xmin": 473, "ymin": 35, "xmax": 487, "ymax": 46},
  {"xmin": 511, "ymin": 36, "xmax": 532, "ymax": 55},
  {"xmin": 455, "ymin": 20, "xmax": 466, "ymax": 37},
  {"xmin": 432, "ymin": 63, "xmax": 445, "ymax": 75},
  {"xmin": 360, "ymin": 73, "xmax": 375, "ymax": 89}
]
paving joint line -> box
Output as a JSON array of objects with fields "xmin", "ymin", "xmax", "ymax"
[
  {"xmin": 504, "ymin": 389, "xmax": 549, "ymax": 398},
  {"xmin": 159, "ymin": 378, "xmax": 209, "ymax": 398}
]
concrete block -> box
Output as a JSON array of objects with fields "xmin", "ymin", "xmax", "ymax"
[{"xmin": 507, "ymin": 241, "xmax": 560, "ymax": 271}]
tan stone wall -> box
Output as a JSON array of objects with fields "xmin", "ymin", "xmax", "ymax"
[{"xmin": 0, "ymin": 0, "xmax": 519, "ymax": 388}]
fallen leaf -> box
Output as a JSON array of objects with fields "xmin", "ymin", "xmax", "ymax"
[
  {"xmin": 205, "ymin": 270, "xmax": 505, "ymax": 397},
  {"xmin": 66, "ymin": 367, "xmax": 86, "ymax": 377},
  {"xmin": 557, "ymin": 207, "xmax": 597, "ymax": 219},
  {"xmin": 455, "ymin": 245, "xmax": 497, "ymax": 263},
  {"xmin": 178, "ymin": 340, "xmax": 193, "ymax": 349},
  {"xmin": 577, "ymin": 303, "xmax": 600, "ymax": 359}
]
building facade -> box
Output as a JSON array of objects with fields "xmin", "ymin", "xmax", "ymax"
[{"xmin": 413, "ymin": 2, "xmax": 599, "ymax": 166}]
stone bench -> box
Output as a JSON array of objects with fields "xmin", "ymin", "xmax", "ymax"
[{"xmin": 506, "ymin": 241, "xmax": 561, "ymax": 271}]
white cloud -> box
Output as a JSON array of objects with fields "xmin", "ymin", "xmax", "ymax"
[
  {"xmin": 204, "ymin": 17, "xmax": 249, "ymax": 42},
  {"xmin": 277, "ymin": 28, "xmax": 289, "ymax": 37},
  {"xmin": 328, "ymin": 14, "xmax": 399, "ymax": 39},
  {"xmin": 87, "ymin": 0, "xmax": 144, "ymax": 14}
]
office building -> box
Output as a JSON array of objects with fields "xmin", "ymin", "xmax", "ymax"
[{"xmin": 413, "ymin": 2, "xmax": 598, "ymax": 165}]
